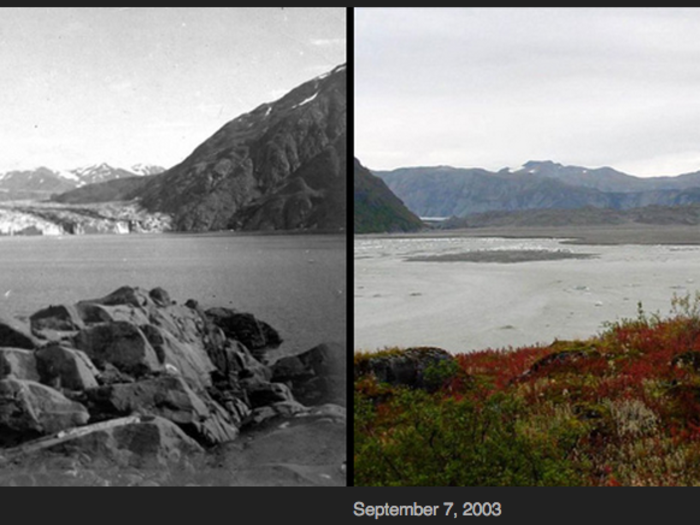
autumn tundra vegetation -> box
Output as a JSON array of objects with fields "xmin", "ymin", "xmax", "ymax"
[{"xmin": 354, "ymin": 292, "xmax": 700, "ymax": 486}]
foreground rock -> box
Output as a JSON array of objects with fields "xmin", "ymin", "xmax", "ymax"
[
  {"xmin": 85, "ymin": 375, "xmax": 239, "ymax": 446},
  {"xmin": 0, "ymin": 348, "xmax": 40, "ymax": 382},
  {"xmin": 0, "ymin": 378, "xmax": 89, "ymax": 446},
  {"xmin": 44, "ymin": 416, "xmax": 204, "ymax": 468},
  {"xmin": 0, "ymin": 286, "xmax": 344, "ymax": 484},
  {"xmin": 354, "ymin": 346, "xmax": 454, "ymax": 390},
  {"xmin": 272, "ymin": 342, "xmax": 346, "ymax": 405}
]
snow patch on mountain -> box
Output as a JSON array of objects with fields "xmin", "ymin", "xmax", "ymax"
[{"xmin": 293, "ymin": 91, "xmax": 319, "ymax": 109}]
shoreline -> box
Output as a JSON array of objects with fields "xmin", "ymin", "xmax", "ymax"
[{"xmin": 355, "ymin": 223, "xmax": 700, "ymax": 245}]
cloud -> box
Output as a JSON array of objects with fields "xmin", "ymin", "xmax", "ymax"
[{"xmin": 356, "ymin": 7, "xmax": 700, "ymax": 176}]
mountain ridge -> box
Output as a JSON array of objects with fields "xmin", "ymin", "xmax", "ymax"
[
  {"xmin": 0, "ymin": 164, "xmax": 165, "ymax": 202},
  {"xmin": 374, "ymin": 160, "xmax": 700, "ymax": 218},
  {"xmin": 53, "ymin": 64, "xmax": 347, "ymax": 232}
]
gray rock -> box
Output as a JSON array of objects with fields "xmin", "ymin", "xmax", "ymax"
[
  {"xmin": 86, "ymin": 375, "xmax": 238, "ymax": 446},
  {"xmin": 205, "ymin": 307, "xmax": 282, "ymax": 359},
  {"xmin": 149, "ymin": 287, "xmax": 171, "ymax": 307},
  {"xmin": 0, "ymin": 317, "xmax": 39, "ymax": 349},
  {"xmin": 72, "ymin": 321, "xmax": 162, "ymax": 377},
  {"xmin": 244, "ymin": 380, "xmax": 295, "ymax": 409},
  {"xmin": 272, "ymin": 342, "xmax": 345, "ymax": 405},
  {"xmin": 29, "ymin": 304, "xmax": 85, "ymax": 340},
  {"xmin": 44, "ymin": 415, "xmax": 204, "ymax": 468},
  {"xmin": 0, "ymin": 347, "xmax": 39, "ymax": 381},
  {"xmin": 77, "ymin": 286, "xmax": 217, "ymax": 389},
  {"xmin": 0, "ymin": 378, "xmax": 89, "ymax": 446},
  {"xmin": 35, "ymin": 344, "xmax": 99, "ymax": 391}
]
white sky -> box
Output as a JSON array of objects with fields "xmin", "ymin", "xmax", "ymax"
[
  {"xmin": 355, "ymin": 8, "xmax": 700, "ymax": 177},
  {"xmin": 0, "ymin": 7, "xmax": 346, "ymax": 172}
]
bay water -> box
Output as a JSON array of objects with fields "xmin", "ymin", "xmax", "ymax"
[{"xmin": 0, "ymin": 232, "xmax": 347, "ymax": 357}]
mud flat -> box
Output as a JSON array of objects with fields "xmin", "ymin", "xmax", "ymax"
[
  {"xmin": 405, "ymin": 249, "xmax": 596, "ymax": 263},
  {"xmin": 355, "ymin": 227, "xmax": 700, "ymax": 354},
  {"xmin": 439, "ymin": 223, "xmax": 700, "ymax": 245}
]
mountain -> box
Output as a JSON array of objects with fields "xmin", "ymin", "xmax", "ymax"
[
  {"xmin": 508, "ymin": 160, "xmax": 700, "ymax": 193},
  {"xmin": 55, "ymin": 64, "xmax": 346, "ymax": 232},
  {"xmin": 0, "ymin": 164, "xmax": 164, "ymax": 202},
  {"xmin": 441, "ymin": 204, "xmax": 700, "ymax": 229},
  {"xmin": 0, "ymin": 168, "xmax": 77, "ymax": 200},
  {"xmin": 375, "ymin": 161, "xmax": 700, "ymax": 218},
  {"xmin": 56, "ymin": 64, "xmax": 345, "ymax": 233},
  {"xmin": 50, "ymin": 176, "xmax": 152, "ymax": 205},
  {"xmin": 354, "ymin": 158, "xmax": 423, "ymax": 233},
  {"xmin": 508, "ymin": 161, "xmax": 649, "ymax": 193},
  {"xmin": 129, "ymin": 164, "xmax": 166, "ymax": 177},
  {"xmin": 65, "ymin": 164, "xmax": 144, "ymax": 187}
]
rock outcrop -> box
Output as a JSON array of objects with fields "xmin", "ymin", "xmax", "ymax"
[
  {"xmin": 354, "ymin": 346, "xmax": 454, "ymax": 390},
  {"xmin": 0, "ymin": 286, "xmax": 344, "ymax": 476}
]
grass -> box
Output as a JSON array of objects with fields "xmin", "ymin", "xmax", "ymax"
[{"xmin": 355, "ymin": 292, "xmax": 700, "ymax": 486}]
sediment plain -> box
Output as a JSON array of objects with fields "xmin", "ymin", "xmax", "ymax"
[{"xmin": 354, "ymin": 224, "xmax": 700, "ymax": 354}]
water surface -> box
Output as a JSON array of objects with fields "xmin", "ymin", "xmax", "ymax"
[{"xmin": 0, "ymin": 232, "xmax": 346, "ymax": 356}]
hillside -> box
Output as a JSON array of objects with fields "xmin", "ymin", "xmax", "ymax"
[
  {"xmin": 375, "ymin": 161, "xmax": 700, "ymax": 219},
  {"xmin": 55, "ymin": 65, "xmax": 346, "ymax": 232},
  {"xmin": 441, "ymin": 203, "xmax": 700, "ymax": 229},
  {"xmin": 354, "ymin": 158, "xmax": 423, "ymax": 233},
  {"xmin": 355, "ymin": 293, "xmax": 700, "ymax": 486},
  {"xmin": 51, "ymin": 176, "xmax": 151, "ymax": 205}
]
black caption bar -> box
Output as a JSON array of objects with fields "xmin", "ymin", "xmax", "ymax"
[{"xmin": 7, "ymin": 486, "xmax": 699, "ymax": 524}]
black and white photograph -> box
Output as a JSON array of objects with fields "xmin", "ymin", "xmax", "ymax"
[{"xmin": 0, "ymin": 7, "xmax": 347, "ymax": 487}]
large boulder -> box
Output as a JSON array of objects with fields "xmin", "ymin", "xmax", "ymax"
[
  {"xmin": 243, "ymin": 380, "xmax": 295, "ymax": 409},
  {"xmin": 354, "ymin": 346, "xmax": 454, "ymax": 390},
  {"xmin": 72, "ymin": 321, "xmax": 162, "ymax": 377},
  {"xmin": 138, "ymin": 323, "xmax": 216, "ymax": 390},
  {"xmin": 208, "ymin": 339, "xmax": 271, "ymax": 386},
  {"xmin": 75, "ymin": 286, "xmax": 218, "ymax": 389},
  {"xmin": 0, "ymin": 347, "xmax": 39, "ymax": 381},
  {"xmin": 43, "ymin": 415, "xmax": 204, "ymax": 468},
  {"xmin": 85, "ymin": 375, "xmax": 239, "ymax": 446},
  {"xmin": 148, "ymin": 287, "xmax": 172, "ymax": 307},
  {"xmin": 29, "ymin": 304, "xmax": 85, "ymax": 341},
  {"xmin": 35, "ymin": 344, "xmax": 99, "ymax": 391},
  {"xmin": 0, "ymin": 317, "xmax": 39, "ymax": 349},
  {"xmin": 272, "ymin": 342, "xmax": 345, "ymax": 406},
  {"xmin": 205, "ymin": 307, "xmax": 282, "ymax": 360},
  {"xmin": 0, "ymin": 378, "xmax": 89, "ymax": 446}
]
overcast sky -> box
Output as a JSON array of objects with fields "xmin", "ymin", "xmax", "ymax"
[
  {"xmin": 355, "ymin": 8, "xmax": 700, "ymax": 177},
  {"xmin": 0, "ymin": 7, "xmax": 346, "ymax": 172}
]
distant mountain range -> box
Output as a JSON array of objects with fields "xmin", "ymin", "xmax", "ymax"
[
  {"xmin": 0, "ymin": 164, "xmax": 164, "ymax": 201},
  {"xmin": 374, "ymin": 160, "xmax": 700, "ymax": 218},
  {"xmin": 354, "ymin": 158, "xmax": 423, "ymax": 233},
  {"xmin": 53, "ymin": 64, "xmax": 347, "ymax": 232},
  {"xmin": 441, "ymin": 204, "xmax": 700, "ymax": 229}
]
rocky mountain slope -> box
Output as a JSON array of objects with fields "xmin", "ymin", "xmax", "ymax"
[
  {"xmin": 354, "ymin": 158, "xmax": 423, "ymax": 233},
  {"xmin": 375, "ymin": 161, "xmax": 700, "ymax": 218},
  {"xmin": 55, "ymin": 64, "xmax": 347, "ymax": 233}
]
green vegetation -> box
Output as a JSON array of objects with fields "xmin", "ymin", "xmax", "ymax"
[
  {"xmin": 354, "ymin": 158, "xmax": 424, "ymax": 234},
  {"xmin": 355, "ymin": 292, "xmax": 700, "ymax": 486}
]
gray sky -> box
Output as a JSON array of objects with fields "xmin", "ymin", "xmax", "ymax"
[
  {"xmin": 355, "ymin": 8, "xmax": 700, "ymax": 177},
  {"xmin": 0, "ymin": 7, "xmax": 346, "ymax": 172}
]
